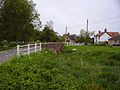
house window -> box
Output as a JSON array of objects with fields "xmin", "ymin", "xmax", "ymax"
[{"xmin": 115, "ymin": 40, "xmax": 117, "ymax": 43}]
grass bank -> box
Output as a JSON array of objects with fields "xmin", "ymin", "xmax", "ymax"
[{"xmin": 0, "ymin": 46, "xmax": 120, "ymax": 90}]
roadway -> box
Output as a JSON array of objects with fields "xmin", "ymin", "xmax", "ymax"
[{"xmin": 0, "ymin": 49, "xmax": 16, "ymax": 63}]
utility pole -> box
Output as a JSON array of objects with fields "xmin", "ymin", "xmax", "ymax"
[
  {"xmin": 65, "ymin": 26, "xmax": 68, "ymax": 44},
  {"xmin": 86, "ymin": 19, "xmax": 89, "ymax": 38},
  {"xmin": 86, "ymin": 19, "xmax": 89, "ymax": 43},
  {"xmin": 86, "ymin": 19, "xmax": 89, "ymax": 32},
  {"xmin": 65, "ymin": 26, "xmax": 67, "ymax": 34}
]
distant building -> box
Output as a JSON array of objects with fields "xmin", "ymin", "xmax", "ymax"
[
  {"xmin": 94, "ymin": 28, "xmax": 119, "ymax": 43},
  {"xmin": 65, "ymin": 33, "xmax": 77, "ymax": 45},
  {"xmin": 108, "ymin": 35, "xmax": 120, "ymax": 45}
]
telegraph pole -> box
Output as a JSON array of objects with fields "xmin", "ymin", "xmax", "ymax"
[
  {"xmin": 65, "ymin": 26, "xmax": 68, "ymax": 44},
  {"xmin": 65, "ymin": 26, "xmax": 67, "ymax": 34},
  {"xmin": 86, "ymin": 19, "xmax": 89, "ymax": 32},
  {"xmin": 86, "ymin": 19, "xmax": 89, "ymax": 39}
]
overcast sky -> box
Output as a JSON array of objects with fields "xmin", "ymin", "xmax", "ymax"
[{"xmin": 34, "ymin": 0, "xmax": 120, "ymax": 35}]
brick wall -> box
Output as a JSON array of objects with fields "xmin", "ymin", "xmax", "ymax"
[
  {"xmin": 108, "ymin": 40, "xmax": 120, "ymax": 45},
  {"xmin": 41, "ymin": 42, "xmax": 64, "ymax": 52},
  {"xmin": 108, "ymin": 40, "xmax": 115, "ymax": 45}
]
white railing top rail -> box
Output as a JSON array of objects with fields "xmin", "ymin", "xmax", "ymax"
[
  {"xmin": 17, "ymin": 42, "xmax": 65, "ymax": 56},
  {"xmin": 19, "ymin": 45, "xmax": 28, "ymax": 48},
  {"xmin": 17, "ymin": 43, "xmax": 42, "ymax": 56}
]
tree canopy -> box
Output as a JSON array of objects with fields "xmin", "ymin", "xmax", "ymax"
[
  {"xmin": 40, "ymin": 21, "xmax": 59, "ymax": 42},
  {"xmin": 0, "ymin": 0, "xmax": 40, "ymax": 42},
  {"xmin": 78, "ymin": 29, "xmax": 95, "ymax": 43}
]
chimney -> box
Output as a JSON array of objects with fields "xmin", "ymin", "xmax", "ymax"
[
  {"xmin": 104, "ymin": 28, "xmax": 107, "ymax": 32},
  {"xmin": 99, "ymin": 31, "xmax": 101, "ymax": 33},
  {"xmin": 68, "ymin": 33, "xmax": 70, "ymax": 36}
]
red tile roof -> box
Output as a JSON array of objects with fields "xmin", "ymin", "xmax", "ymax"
[
  {"xmin": 96, "ymin": 32, "xmax": 119, "ymax": 37},
  {"xmin": 96, "ymin": 32, "xmax": 104, "ymax": 37},
  {"xmin": 107, "ymin": 32, "xmax": 119, "ymax": 37}
]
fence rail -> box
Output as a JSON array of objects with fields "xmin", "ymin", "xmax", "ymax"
[
  {"xmin": 17, "ymin": 42, "xmax": 65, "ymax": 56},
  {"xmin": 17, "ymin": 42, "xmax": 83, "ymax": 56},
  {"xmin": 17, "ymin": 43, "xmax": 41, "ymax": 56}
]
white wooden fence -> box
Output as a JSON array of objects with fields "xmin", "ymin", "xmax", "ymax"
[
  {"xmin": 17, "ymin": 43, "xmax": 41, "ymax": 56},
  {"xmin": 17, "ymin": 42, "xmax": 84, "ymax": 56}
]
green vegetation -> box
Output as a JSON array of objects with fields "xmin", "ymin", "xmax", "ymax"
[
  {"xmin": 40, "ymin": 22, "xmax": 59, "ymax": 42},
  {"xmin": 76, "ymin": 29, "xmax": 95, "ymax": 43},
  {"xmin": 0, "ymin": 41, "xmax": 25, "ymax": 51},
  {"xmin": 0, "ymin": 0, "xmax": 40, "ymax": 42},
  {"xmin": 0, "ymin": 0, "xmax": 59, "ymax": 43},
  {"xmin": 0, "ymin": 46, "xmax": 120, "ymax": 90},
  {"xmin": 0, "ymin": 41, "xmax": 16, "ymax": 51}
]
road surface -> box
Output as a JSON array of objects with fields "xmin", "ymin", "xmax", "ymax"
[{"xmin": 0, "ymin": 49, "xmax": 16, "ymax": 63}]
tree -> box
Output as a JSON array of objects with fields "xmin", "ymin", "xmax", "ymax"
[
  {"xmin": 79, "ymin": 29, "xmax": 95, "ymax": 43},
  {"xmin": 31, "ymin": 29, "xmax": 41, "ymax": 42},
  {"xmin": 46, "ymin": 20, "xmax": 54, "ymax": 30},
  {"xmin": 58, "ymin": 35, "xmax": 66, "ymax": 42},
  {"xmin": 41, "ymin": 27, "xmax": 59, "ymax": 42},
  {"xmin": 0, "ymin": 0, "xmax": 4, "ymax": 40},
  {"xmin": 40, "ymin": 21, "xmax": 59, "ymax": 42},
  {"xmin": 0, "ymin": 0, "xmax": 40, "ymax": 42}
]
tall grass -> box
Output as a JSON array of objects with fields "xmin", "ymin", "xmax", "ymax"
[{"xmin": 0, "ymin": 46, "xmax": 120, "ymax": 90}]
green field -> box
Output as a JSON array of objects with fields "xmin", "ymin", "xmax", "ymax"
[{"xmin": 0, "ymin": 46, "xmax": 120, "ymax": 90}]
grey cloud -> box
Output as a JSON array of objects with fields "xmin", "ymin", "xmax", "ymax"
[{"xmin": 34, "ymin": 0, "xmax": 120, "ymax": 35}]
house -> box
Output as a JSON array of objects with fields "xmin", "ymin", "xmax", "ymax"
[
  {"xmin": 94, "ymin": 28, "xmax": 119, "ymax": 43},
  {"xmin": 108, "ymin": 35, "xmax": 120, "ymax": 45},
  {"xmin": 65, "ymin": 33, "xmax": 77, "ymax": 45}
]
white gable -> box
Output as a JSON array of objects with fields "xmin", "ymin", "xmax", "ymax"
[
  {"xmin": 94, "ymin": 32, "xmax": 112, "ymax": 43},
  {"xmin": 99, "ymin": 33, "xmax": 112, "ymax": 42}
]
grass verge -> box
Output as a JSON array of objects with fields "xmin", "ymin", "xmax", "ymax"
[{"xmin": 0, "ymin": 46, "xmax": 120, "ymax": 90}]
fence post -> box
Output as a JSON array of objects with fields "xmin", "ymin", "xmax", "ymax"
[
  {"xmin": 40, "ymin": 43, "xmax": 41, "ymax": 51},
  {"xmin": 28, "ymin": 44, "xmax": 30, "ymax": 55},
  {"xmin": 17, "ymin": 45, "xmax": 20, "ymax": 56},
  {"xmin": 35, "ymin": 43, "xmax": 37, "ymax": 52}
]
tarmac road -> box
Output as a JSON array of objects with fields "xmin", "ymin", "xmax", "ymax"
[
  {"xmin": 0, "ymin": 49, "xmax": 16, "ymax": 63},
  {"xmin": 0, "ymin": 45, "xmax": 41, "ymax": 63}
]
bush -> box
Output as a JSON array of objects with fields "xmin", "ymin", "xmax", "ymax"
[{"xmin": 0, "ymin": 40, "xmax": 10, "ymax": 50}]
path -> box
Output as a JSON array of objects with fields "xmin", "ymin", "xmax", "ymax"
[{"xmin": 0, "ymin": 49, "xmax": 16, "ymax": 63}]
